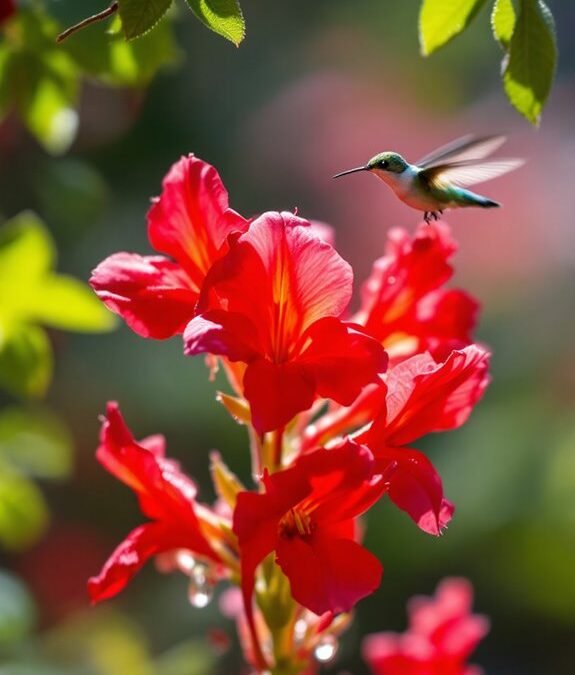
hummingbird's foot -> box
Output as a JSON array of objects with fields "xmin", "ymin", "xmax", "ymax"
[{"xmin": 423, "ymin": 211, "xmax": 441, "ymax": 224}]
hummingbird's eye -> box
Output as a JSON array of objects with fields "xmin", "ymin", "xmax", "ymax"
[{"xmin": 379, "ymin": 159, "xmax": 388, "ymax": 169}]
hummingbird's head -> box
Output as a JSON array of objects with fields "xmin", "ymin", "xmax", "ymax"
[
  {"xmin": 366, "ymin": 152, "xmax": 409, "ymax": 174},
  {"xmin": 332, "ymin": 152, "xmax": 409, "ymax": 181}
]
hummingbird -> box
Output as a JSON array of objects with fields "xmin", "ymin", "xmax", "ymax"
[{"xmin": 333, "ymin": 135, "xmax": 524, "ymax": 223}]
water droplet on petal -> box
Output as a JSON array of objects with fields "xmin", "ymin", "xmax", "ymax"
[
  {"xmin": 314, "ymin": 634, "xmax": 338, "ymax": 663},
  {"xmin": 188, "ymin": 564, "xmax": 215, "ymax": 608},
  {"xmin": 387, "ymin": 275, "xmax": 396, "ymax": 285},
  {"xmin": 177, "ymin": 551, "xmax": 196, "ymax": 574}
]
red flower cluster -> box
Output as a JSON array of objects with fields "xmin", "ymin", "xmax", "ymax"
[
  {"xmin": 89, "ymin": 155, "xmax": 491, "ymax": 672},
  {"xmin": 363, "ymin": 578, "xmax": 490, "ymax": 675}
]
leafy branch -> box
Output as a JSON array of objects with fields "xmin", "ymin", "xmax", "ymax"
[
  {"xmin": 419, "ymin": 0, "xmax": 558, "ymax": 124},
  {"xmin": 58, "ymin": 0, "xmax": 245, "ymax": 46}
]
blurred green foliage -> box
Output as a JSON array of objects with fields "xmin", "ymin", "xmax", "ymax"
[
  {"xmin": 0, "ymin": 1, "xmax": 574, "ymax": 674},
  {"xmin": 0, "ymin": 3, "xmax": 177, "ymax": 153},
  {"xmin": 0, "ymin": 211, "xmax": 114, "ymax": 399}
]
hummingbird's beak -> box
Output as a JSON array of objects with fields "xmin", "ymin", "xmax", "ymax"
[{"xmin": 332, "ymin": 166, "xmax": 369, "ymax": 179}]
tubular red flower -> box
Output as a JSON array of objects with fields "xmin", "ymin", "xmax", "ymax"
[
  {"xmin": 354, "ymin": 222, "xmax": 479, "ymax": 363},
  {"xmin": 363, "ymin": 578, "xmax": 489, "ymax": 675},
  {"xmin": 233, "ymin": 441, "xmax": 387, "ymax": 651},
  {"xmin": 184, "ymin": 211, "xmax": 388, "ymax": 432},
  {"xmin": 90, "ymin": 155, "xmax": 248, "ymax": 339},
  {"xmin": 357, "ymin": 346, "xmax": 491, "ymax": 535},
  {"xmin": 87, "ymin": 402, "xmax": 221, "ymax": 603}
]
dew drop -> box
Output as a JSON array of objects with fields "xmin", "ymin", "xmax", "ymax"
[
  {"xmin": 188, "ymin": 564, "xmax": 215, "ymax": 608},
  {"xmin": 387, "ymin": 275, "xmax": 397, "ymax": 285},
  {"xmin": 314, "ymin": 634, "xmax": 338, "ymax": 663}
]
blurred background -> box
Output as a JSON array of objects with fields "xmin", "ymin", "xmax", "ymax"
[{"xmin": 1, "ymin": 1, "xmax": 575, "ymax": 673}]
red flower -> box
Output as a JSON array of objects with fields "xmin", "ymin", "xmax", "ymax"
[
  {"xmin": 354, "ymin": 223, "xmax": 478, "ymax": 363},
  {"xmin": 357, "ymin": 346, "xmax": 490, "ymax": 535},
  {"xmin": 363, "ymin": 578, "xmax": 489, "ymax": 675},
  {"xmin": 88, "ymin": 402, "xmax": 222, "ymax": 603},
  {"xmin": 184, "ymin": 211, "xmax": 387, "ymax": 432},
  {"xmin": 90, "ymin": 155, "xmax": 248, "ymax": 339},
  {"xmin": 233, "ymin": 442, "xmax": 387, "ymax": 655}
]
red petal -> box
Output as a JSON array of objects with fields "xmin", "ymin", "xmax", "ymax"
[
  {"xmin": 300, "ymin": 317, "xmax": 387, "ymax": 406},
  {"xmin": 355, "ymin": 222, "xmax": 479, "ymax": 361},
  {"xmin": 184, "ymin": 310, "xmax": 261, "ymax": 362},
  {"xmin": 243, "ymin": 359, "xmax": 316, "ymax": 433},
  {"xmin": 97, "ymin": 403, "xmax": 219, "ymax": 562},
  {"xmin": 409, "ymin": 578, "xmax": 490, "ymax": 659},
  {"xmin": 293, "ymin": 442, "xmax": 384, "ymax": 524},
  {"xmin": 363, "ymin": 633, "xmax": 433, "ymax": 675},
  {"xmin": 375, "ymin": 448, "xmax": 453, "ymax": 536},
  {"xmin": 276, "ymin": 533, "xmax": 382, "ymax": 615},
  {"xmin": 147, "ymin": 155, "xmax": 248, "ymax": 290},
  {"xmin": 87, "ymin": 522, "xmax": 182, "ymax": 603},
  {"xmin": 90, "ymin": 253, "xmax": 197, "ymax": 339},
  {"xmin": 301, "ymin": 382, "xmax": 387, "ymax": 452},
  {"xmin": 384, "ymin": 346, "xmax": 491, "ymax": 446},
  {"xmin": 415, "ymin": 289, "xmax": 479, "ymax": 361},
  {"xmin": 198, "ymin": 211, "xmax": 353, "ymax": 361}
]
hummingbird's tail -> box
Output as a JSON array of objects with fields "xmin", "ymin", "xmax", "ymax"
[{"xmin": 450, "ymin": 187, "xmax": 500, "ymax": 209}]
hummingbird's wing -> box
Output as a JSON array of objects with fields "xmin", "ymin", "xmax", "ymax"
[
  {"xmin": 420, "ymin": 158, "xmax": 524, "ymax": 188},
  {"xmin": 417, "ymin": 135, "xmax": 507, "ymax": 169}
]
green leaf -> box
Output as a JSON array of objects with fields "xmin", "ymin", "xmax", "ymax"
[
  {"xmin": 0, "ymin": 570, "xmax": 36, "ymax": 646},
  {"xmin": 185, "ymin": 0, "xmax": 245, "ymax": 46},
  {"xmin": 0, "ymin": 467, "xmax": 49, "ymax": 550},
  {"xmin": 0, "ymin": 212, "xmax": 55, "ymax": 338},
  {"xmin": 118, "ymin": 0, "xmax": 173, "ymax": 40},
  {"xmin": 0, "ymin": 407, "xmax": 73, "ymax": 479},
  {"xmin": 503, "ymin": 0, "xmax": 557, "ymax": 124},
  {"xmin": 63, "ymin": 16, "xmax": 178, "ymax": 87},
  {"xmin": 419, "ymin": 0, "xmax": 488, "ymax": 56},
  {"xmin": 492, "ymin": 0, "xmax": 516, "ymax": 49},
  {"xmin": 0, "ymin": 325, "xmax": 53, "ymax": 399},
  {"xmin": 0, "ymin": 212, "xmax": 55, "ymax": 292},
  {"xmin": 0, "ymin": 211, "xmax": 115, "ymax": 337},
  {"xmin": 25, "ymin": 276, "xmax": 116, "ymax": 332}
]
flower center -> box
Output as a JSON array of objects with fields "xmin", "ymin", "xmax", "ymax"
[{"xmin": 279, "ymin": 507, "xmax": 314, "ymax": 539}]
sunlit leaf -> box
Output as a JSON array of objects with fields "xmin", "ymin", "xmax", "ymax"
[
  {"xmin": 0, "ymin": 467, "xmax": 49, "ymax": 550},
  {"xmin": 0, "ymin": 212, "xmax": 55, "ymax": 295},
  {"xmin": 0, "ymin": 569, "xmax": 36, "ymax": 646},
  {"xmin": 503, "ymin": 0, "xmax": 557, "ymax": 124},
  {"xmin": 118, "ymin": 0, "xmax": 173, "ymax": 40},
  {"xmin": 24, "ymin": 276, "xmax": 116, "ymax": 332},
  {"xmin": 419, "ymin": 0, "xmax": 488, "ymax": 55},
  {"xmin": 0, "ymin": 407, "xmax": 73, "ymax": 479},
  {"xmin": 491, "ymin": 0, "xmax": 516, "ymax": 49},
  {"xmin": 185, "ymin": 0, "xmax": 245, "ymax": 46},
  {"xmin": 0, "ymin": 325, "xmax": 52, "ymax": 399}
]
